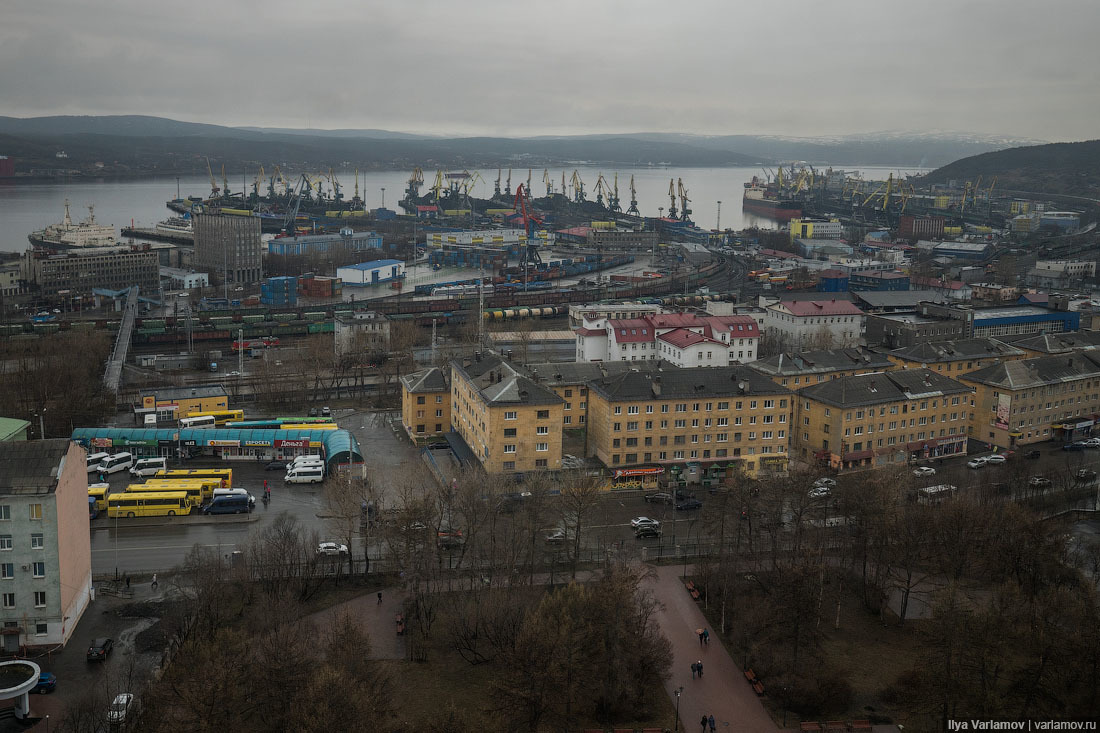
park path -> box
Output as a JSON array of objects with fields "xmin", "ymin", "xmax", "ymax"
[
  {"xmin": 643, "ymin": 564, "xmax": 778, "ymax": 733},
  {"xmin": 302, "ymin": 585, "xmax": 409, "ymax": 659}
]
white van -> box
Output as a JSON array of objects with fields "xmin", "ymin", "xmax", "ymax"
[
  {"xmin": 285, "ymin": 466, "xmax": 324, "ymax": 484},
  {"xmin": 86, "ymin": 453, "xmax": 110, "ymax": 472},
  {"xmin": 290, "ymin": 454, "xmax": 324, "ymax": 466},
  {"xmin": 212, "ymin": 488, "xmax": 250, "ymax": 499},
  {"xmin": 130, "ymin": 457, "xmax": 167, "ymax": 477},
  {"xmin": 98, "ymin": 452, "xmax": 135, "ymax": 475}
]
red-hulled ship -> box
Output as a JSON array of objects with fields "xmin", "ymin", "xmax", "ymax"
[{"xmin": 742, "ymin": 177, "xmax": 802, "ymax": 221}]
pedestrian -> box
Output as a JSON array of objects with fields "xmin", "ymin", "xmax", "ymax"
[
  {"xmin": 698, "ymin": 630, "xmax": 705, "ymax": 645},
  {"xmin": 700, "ymin": 715, "xmax": 708, "ymax": 732},
  {"xmin": 377, "ymin": 591, "xmax": 383, "ymax": 605},
  {"xmin": 696, "ymin": 660, "xmax": 703, "ymax": 677},
  {"xmin": 690, "ymin": 662, "xmax": 697, "ymax": 679},
  {"xmin": 263, "ymin": 479, "xmax": 268, "ymax": 493},
  {"xmin": 124, "ymin": 575, "xmax": 130, "ymax": 589},
  {"xmin": 703, "ymin": 628, "xmax": 710, "ymax": 645},
  {"xmin": 151, "ymin": 573, "xmax": 158, "ymax": 590},
  {"xmin": 708, "ymin": 714, "xmax": 716, "ymax": 732}
]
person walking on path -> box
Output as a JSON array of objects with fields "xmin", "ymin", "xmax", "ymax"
[
  {"xmin": 700, "ymin": 715, "xmax": 708, "ymax": 732},
  {"xmin": 125, "ymin": 576, "xmax": 130, "ymax": 590},
  {"xmin": 377, "ymin": 591, "xmax": 383, "ymax": 605},
  {"xmin": 708, "ymin": 714, "xmax": 716, "ymax": 731},
  {"xmin": 696, "ymin": 660, "xmax": 703, "ymax": 677},
  {"xmin": 698, "ymin": 629, "xmax": 705, "ymax": 645},
  {"xmin": 151, "ymin": 573, "xmax": 158, "ymax": 591},
  {"xmin": 703, "ymin": 628, "xmax": 710, "ymax": 645},
  {"xmin": 691, "ymin": 662, "xmax": 697, "ymax": 679}
]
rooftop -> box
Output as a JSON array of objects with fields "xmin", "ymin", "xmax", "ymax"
[
  {"xmin": 961, "ymin": 352, "xmax": 1100, "ymax": 390},
  {"xmin": 401, "ymin": 367, "xmax": 449, "ymax": 393},
  {"xmin": 773, "ymin": 299, "xmax": 865, "ymax": 317},
  {"xmin": 143, "ymin": 385, "xmax": 227, "ymax": 401},
  {"xmin": 452, "ymin": 355, "xmax": 563, "ymax": 406},
  {"xmin": 342, "ymin": 259, "xmax": 403, "ymax": 270},
  {"xmin": 750, "ymin": 347, "xmax": 894, "ymax": 376},
  {"xmin": 0, "ymin": 418, "xmax": 31, "ymax": 442},
  {"xmin": 525, "ymin": 360, "xmax": 664, "ymax": 386},
  {"xmin": 0, "ymin": 439, "xmax": 71, "ymax": 495},
  {"xmin": 1006, "ymin": 331, "xmax": 1100, "ymax": 354},
  {"xmin": 889, "ymin": 338, "xmax": 1025, "ymax": 363},
  {"xmin": 853, "ymin": 291, "xmax": 948, "ymax": 310},
  {"xmin": 588, "ymin": 366, "xmax": 788, "ymax": 402},
  {"xmin": 657, "ymin": 328, "xmax": 721, "ymax": 349},
  {"xmin": 608, "ymin": 318, "xmax": 655, "ymax": 343},
  {"xmin": 974, "ymin": 305, "xmax": 1062, "ymax": 321},
  {"xmin": 800, "ymin": 369, "xmax": 973, "ymax": 408}
]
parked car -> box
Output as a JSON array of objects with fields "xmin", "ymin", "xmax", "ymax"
[
  {"xmin": 675, "ymin": 498, "xmax": 703, "ymax": 511},
  {"xmin": 1083, "ymin": 437, "xmax": 1100, "ymax": 448},
  {"xmin": 317, "ymin": 542, "xmax": 348, "ymax": 556},
  {"xmin": 630, "ymin": 517, "xmax": 660, "ymax": 529},
  {"xmin": 321, "ymin": 406, "xmax": 332, "ymax": 417},
  {"xmin": 634, "ymin": 526, "xmax": 662, "ymax": 539},
  {"xmin": 545, "ymin": 529, "xmax": 569, "ymax": 544},
  {"xmin": 985, "ymin": 454, "xmax": 1007, "ymax": 464},
  {"xmin": 34, "ymin": 673, "xmax": 57, "ymax": 694},
  {"xmin": 1074, "ymin": 468, "xmax": 1097, "ymax": 482},
  {"xmin": 644, "ymin": 492, "xmax": 674, "ymax": 504},
  {"xmin": 308, "ymin": 407, "xmax": 319, "ymax": 417},
  {"xmin": 1063, "ymin": 443, "xmax": 1088, "ymax": 452},
  {"xmin": 813, "ymin": 477, "xmax": 837, "ymax": 488},
  {"xmin": 1025, "ymin": 449, "xmax": 1042, "ymax": 459},
  {"xmin": 913, "ymin": 466, "xmax": 937, "ymax": 477},
  {"xmin": 1028, "ymin": 476, "xmax": 1053, "ymax": 488},
  {"xmin": 107, "ymin": 693, "xmax": 134, "ymax": 725},
  {"xmin": 967, "ymin": 457, "xmax": 988, "ymax": 469},
  {"xmin": 87, "ymin": 637, "xmax": 113, "ymax": 661},
  {"xmin": 808, "ymin": 486, "xmax": 831, "ymax": 499},
  {"xmin": 264, "ymin": 460, "xmax": 288, "ymax": 471}
]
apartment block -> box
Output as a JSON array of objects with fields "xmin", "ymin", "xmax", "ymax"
[
  {"xmin": 886, "ymin": 338, "xmax": 1025, "ymax": 377},
  {"xmin": 794, "ymin": 369, "xmax": 974, "ymax": 472},
  {"xmin": 0, "ymin": 440, "xmax": 92, "ymax": 651},
  {"xmin": 586, "ymin": 366, "xmax": 792, "ymax": 478},
  {"xmin": 193, "ymin": 213, "xmax": 263, "ymax": 284},
  {"xmin": 450, "ymin": 355, "xmax": 563, "ymax": 474},
  {"xmin": 400, "ymin": 367, "xmax": 451, "ymax": 440},
  {"xmin": 749, "ymin": 347, "xmax": 896, "ymax": 390}
]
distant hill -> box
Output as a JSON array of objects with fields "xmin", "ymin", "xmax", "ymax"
[
  {"xmin": 920, "ymin": 140, "xmax": 1100, "ymax": 201},
  {"xmin": 0, "ymin": 114, "xmax": 1047, "ymax": 176}
]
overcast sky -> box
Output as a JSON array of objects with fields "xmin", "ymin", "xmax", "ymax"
[{"xmin": 3, "ymin": 0, "xmax": 1098, "ymax": 141}]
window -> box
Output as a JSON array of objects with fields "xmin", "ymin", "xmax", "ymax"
[
  {"xmin": 564, "ymin": 416, "xmax": 572, "ymax": 425},
  {"xmin": 535, "ymin": 443, "xmax": 548, "ymax": 452},
  {"xmin": 503, "ymin": 461, "xmax": 516, "ymax": 471},
  {"xmin": 0, "ymin": 563, "xmax": 11, "ymax": 580},
  {"xmin": 34, "ymin": 591, "xmax": 46, "ymax": 608},
  {"xmin": 435, "ymin": 409, "xmax": 443, "ymax": 417},
  {"xmin": 417, "ymin": 396, "xmax": 426, "ymax": 405},
  {"xmin": 565, "ymin": 389, "xmax": 572, "ymax": 398},
  {"xmin": 504, "ymin": 428, "xmax": 517, "ymax": 437},
  {"xmin": 436, "ymin": 395, "xmax": 443, "ymax": 403},
  {"xmin": 718, "ymin": 401, "xmax": 729, "ymax": 410},
  {"xmin": 646, "ymin": 405, "xmax": 654, "ymax": 414},
  {"xmin": 627, "ymin": 421, "xmax": 639, "ymax": 430},
  {"xmin": 415, "ymin": 424, "xmax": 425, "ymax": 433},
  {"xmin": 503, "ymin": 444, "xmax": 517, "ymax": 453},
  {"xmin": 614, "ymin": 422, "xmax": 622, "ymax": 431},
  {"xmin": 1, "ymin": 593, "xmax": 12, "ymax": 609},
  {"xmin": 536, "ymin": 410, "xmax": 550, "ymax": 419},
  {"xmin": 504, "ymin": 411, "xmax": 517, "ymax": 420},
  {"xmin": 32, "ymin": 562, "xmax": 45, "ymax": 578},
  {"xmin": 628, "ymin": 405, "xmax": 639, "ymax": 414},
  {"xmin": 31, "ymin": 534, "xmax": 43, "ymax": 550},
  {"xmin": 0, "ymin": 506, "xmax": 8, "ymax": 521},
  {"xmin": 614, "ymin": 406, "xmax": 622, "ymax": 415},
  {"xmin": 661, "ymin": 404, "xmax": 669, "ymax": 413},
  {"xmin": 29, "ymin": 504, "xmax": 43, "ymax": 520},
  {"xmin": 0, "ymin": 536, "xmax": 9, "ymax": 551},
  {"xmin": 536, "ymin": 426, "xmax": 549, "ymax": 435}
]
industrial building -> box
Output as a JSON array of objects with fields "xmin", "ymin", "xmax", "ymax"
[
  {"xmin": 338, "ymin": 259, "xmax": 405, "ymax": 286},
  {"xmin": 789, "ymin": 218, "xmax": 844, "ymax": 241},
  {"xmin": 193, "ymin": 213, "xmax": 263, "ymax": 285},
  {"xmin": 866, "ymin": 312, "xmax": 969, "ymax": 348},
  {"xmin": 136, "ymin": 385, "xmax": 229, "ymax": 423},
  {"xmin": 335, "ymin": 311, "xmax": 390, "ymax": 358},
  {"xmin": 847, "ymin": 270, "xmax": 909, "ymax": 292},
  {"xmin": 267, "ymin": 228, "xmax": 382, "ymax": 257},
  {"xmin": 21, "ymin": 245, "xmax": 160, "ymax": 299},
  {"xmin": 588, "ymin": 228, "xmax": 659, "ymax": 250},
  {"xmin": 160, "ymin": 266, "xmax": 209, "ymax": 290}
]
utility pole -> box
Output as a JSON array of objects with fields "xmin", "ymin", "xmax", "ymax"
[
  {"xmin": 478, "ymin": 260, "xmax": 486, "ymax": 349},
  {"xmin": 238, "ymin": 328, "xmax": 243, "ymax": 378},
  {"xmin": 381, "ymin": 187, "xmax": 385, "ymax": 209},
  {"xmin": 431, "ymin": 318, "xmax": 437, "ymax": 364}
]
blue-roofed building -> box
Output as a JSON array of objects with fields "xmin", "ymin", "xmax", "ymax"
[
  {"xmin": 337, "ymin": 259, "xmax": 406, "ymax": 285},
  {"xmin": 70, "ymin": 427, "xmax": 362, "ymax": 470},
  {"xmin": 267, "ymin": 228, "xmax": 382, "ymax": 257}
]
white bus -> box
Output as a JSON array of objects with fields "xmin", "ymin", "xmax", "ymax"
[
  {"xmin": 179, "ymin": 415, "xmax": 216, "ymax": 429},
  {"xmin": 916, "ymin": 484, "xmax": 958, "ymax": 505}
]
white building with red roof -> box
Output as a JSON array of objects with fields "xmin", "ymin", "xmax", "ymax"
[
  {"xmin": 574, "ymin": 310, "xmax": 759, "ymax": 366},
  {"xmin": 764, "ymin": 299, "xmax": 865, "ymax": 349}
]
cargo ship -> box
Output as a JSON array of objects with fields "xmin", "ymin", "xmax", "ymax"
[
  {"xmin": 28, "ymin": 200, "xmax": 117, "ymax": 250},
  {"xmin": 742, "ymin": 179, "xmax": 802, "ymax": 221}
]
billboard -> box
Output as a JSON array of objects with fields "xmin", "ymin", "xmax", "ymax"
[{"xmin": 995, "ymin": 393, "xmax": 1011, "ymax": 431}]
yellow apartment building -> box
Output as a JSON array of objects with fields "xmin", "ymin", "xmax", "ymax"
[
  {"xmin": 400, "ymin": 367, "xmax": 451, "ymax": 440},
  {"xmin": 524, "ymin": 361, "xmax": 664, "ymax": 428},
  {"xmin": 1010, "ymin": 331, "xmax": 1100, "ymax": 358},
  {"xmin": 138, "ymin": 385, "xmax": 228, "ymax": 422},
  {"xmin": 748, "ymin": 347, "xmax": 895, "ymax": 391},
  {"xmin": 585, "ymin": 366, "xmax": 792, "ymax": 478},
  {"xmin": 887, "ymin": 338, "xmax": 1025, "ymax": 376},
  {"xmin": 960, "ymin": 351, "xmax": 1100, "ymax": 449},
  {"xmin": 795, "ymin": 369, "xmax": 974, "ymax": 472},
  {"xmin": 450, "ymin": 355, "xmax": 564, "ymax": 474}
]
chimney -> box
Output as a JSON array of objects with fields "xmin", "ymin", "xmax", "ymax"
[
  {"xmin": 520, "ymin": 390, "xmax": 529, "ymax": 400},
  {"xmin": 496, "ymin": 370, "xmax": 503, "ymax": 383}
]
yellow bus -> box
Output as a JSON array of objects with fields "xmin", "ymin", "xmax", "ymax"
[
  {"xmin": 88, "ymin": 484, "xmax": 110, "ymax": 512},
  {"xmin": 153, "ymin": 468, "xmax": 233, "ymax": 488},
  {"xmin": 107, "ymin": 491, "xmax": 191, "ymax": 518},
  {"xmin": 132, "ymin": 479, "xmax": 217, "ymax": 504},
  {"xmin": 279, "ymin": 423, "xmax": 337, "ymax": 430},
  {"xmin": 184, "ymin": 409, "xmax": 244, "ymax": 426}
]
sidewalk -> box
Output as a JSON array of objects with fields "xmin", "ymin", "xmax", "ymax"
[
  {"xmin": 302, "ymin": 586, "xmax": 409, "ymax": 659},
  {"xmin": 644, "ymin": 564, "xmax": 777, "ymax": 732}
]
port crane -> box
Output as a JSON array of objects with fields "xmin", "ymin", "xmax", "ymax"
[
  {"xmin": 505, "ymin": 169, "xmax": 512, "ymax": 197},
  {"xmin": 221, "ymin": 165, "xmax": 231, "ymax": 199},
  {"xmin": 594, "ymin": 174, "xmax": 611, "ymax": 208},
  {"xmin": 526, "ymin": 169, "xmax": 532, "ymax": 198},
  {"xmin": 608, "ymin": 173, "xmax": 622, "ymax": 213},
  {"xmin": 513, "ymin": 184, "xmax": 544, "ymax": 285},
  {"xmin": 282, "ymin": 174, "xmax": 311, "ymax": 234},
  {"xmin": 251, "ymin": 165, "xmax": 265, "ymax": 203},
  {"xmin": 626, "ymin": 175, "xmax": 640, "ymax": 216},
  {"xmin": 543, "ymin": 169, "xmax": 553, "ymax": 197},
  {"xmin": 329, "ymin": 169, "xmax": 343, "ymax": 204},
  {"xmin": 494, "ymin": 169, "xmax": 502, "ymax": 198},
  {"xmin": 677, "ymin": 178, "xmax": 692, "ymax": 223},
  {"xmin": 431, "ymin": 170, "xmax": 444, "ymax": 203},
  {"xmin": 666, "ymin": 179, "xmax": 678, "ymax": 220},
  {"xmin": 561, "ymin": 171, "xmax": 567, "ymax": 198},
  {"xmin": 570, "ymin": 170, "xmax": 586, "ymax": 203},
  {"xmin": 352, "ymin": 169, "xmax": 362, "ymax": 208},
  {"xmin": 206, "ymin": 158, "xmax": 220, "ymax": 199}
]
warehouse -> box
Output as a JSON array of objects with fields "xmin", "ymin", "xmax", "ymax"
[{"xmin": 337, "ymin": 259, "xmax": 405, "ymax": 286}]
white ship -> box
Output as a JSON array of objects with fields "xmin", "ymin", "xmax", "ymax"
[{"xmin": 28, "ymin": 200, "xmax": 117, "ymax": 249}]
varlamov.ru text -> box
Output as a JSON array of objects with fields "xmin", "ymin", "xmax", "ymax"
[{"xmin": 948, "ymin": 722, "xmax": 1096, "ymax": 731}]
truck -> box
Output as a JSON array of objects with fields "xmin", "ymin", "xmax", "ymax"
[{"xmin": 209, "ymin": 362, "xmax": 218, "ymax": 372}]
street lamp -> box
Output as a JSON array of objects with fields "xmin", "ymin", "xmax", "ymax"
[{"xmin": 674, "ymin": 685, "xmax": 683, "ymax": 731}]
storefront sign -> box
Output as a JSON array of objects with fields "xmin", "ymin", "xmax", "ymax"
[
  {"xmin": 244, "ymin": 440, "xmax": 270, "ymax": 448},
  {"xmin": 275, "ymin": 439, "xmax": 308, "ymax": 448},
  {"xmin": 1076, "ymin": 420, "xmax": 1094, "ymax": 431},
  {"xmin": 208, "ymin": 439, "xmax": 240, "ymax": 448},
  {"xmin": 123, "ymin": 439, "xmax": 158, "ymax": 447},
  {"xmin": 92, "ymin": 438, "xmax": 113, "ymax": 448},
  {"xmin": 614, "ymin": 467, "xmax": 664, "ymax": 478}
]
